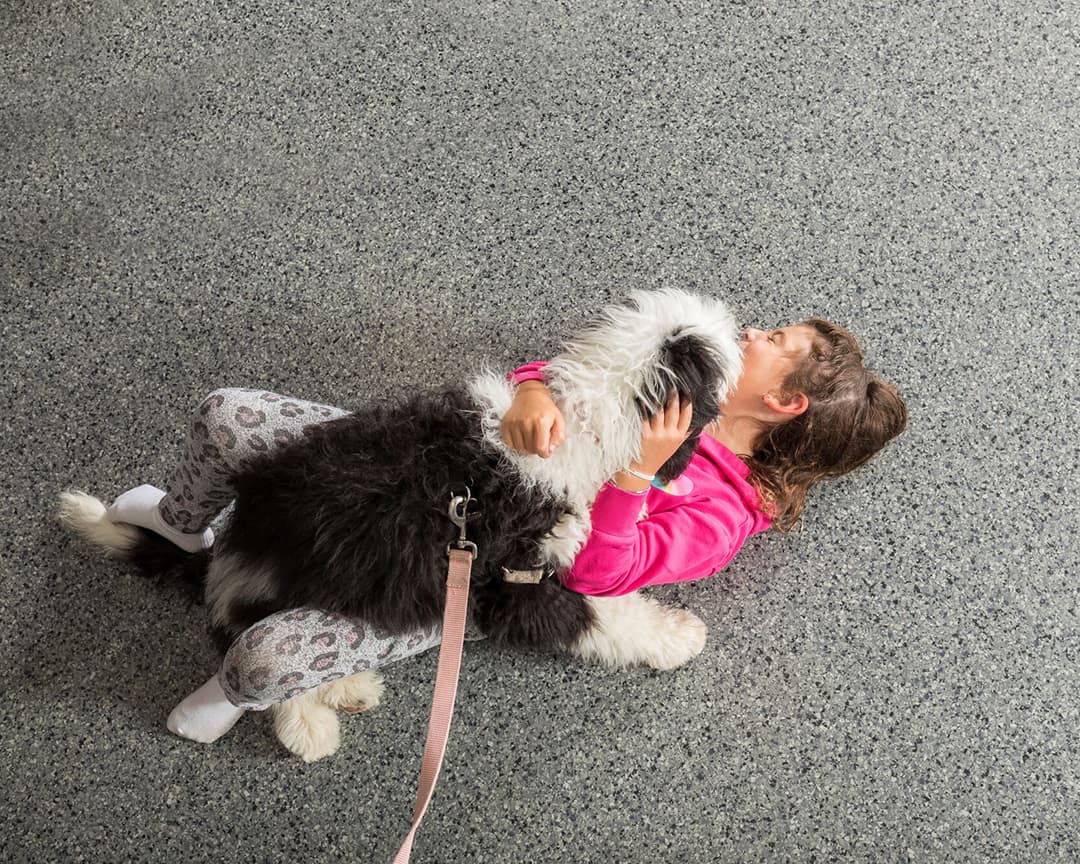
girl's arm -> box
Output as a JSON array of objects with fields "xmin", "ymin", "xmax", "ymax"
[{"xmin": 560, "ymin": 486, "xmax": 754, "ymax": 596}]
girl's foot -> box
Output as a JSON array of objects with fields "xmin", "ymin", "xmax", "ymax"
[
  {"xmin": 106, "ymin": 484, "xmax": 213, "ymax": 553},
  {"xmin": 166, "ymin": 674, "xmax": 246, "ymax": 743}
]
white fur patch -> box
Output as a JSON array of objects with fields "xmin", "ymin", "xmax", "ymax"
[
  {"xmin": 538, "ymin": 511, "xmax": 592, "ymax": 569},
  {"xmin": 57, "ymin": 490, "xmax": 139, "ymax": 555}
]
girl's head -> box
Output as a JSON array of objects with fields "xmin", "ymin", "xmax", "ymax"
[{"xmin": 728, "ymin": 319, "xmax": 908, "ymax": 531}]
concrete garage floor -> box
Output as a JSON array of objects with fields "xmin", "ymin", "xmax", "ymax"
[{"xmin": 2, "ymin": 1, "xmax": 1077, "ymax": 862}]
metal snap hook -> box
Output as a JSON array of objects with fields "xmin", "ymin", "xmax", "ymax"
[{"xmin": 447, "ymin": 487, "xmax": 478, "ymax": 558}]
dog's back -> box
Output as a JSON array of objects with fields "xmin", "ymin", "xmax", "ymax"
[{"xmin": 212, "ymin": 386, "xmax": 582, "ymax": 647}]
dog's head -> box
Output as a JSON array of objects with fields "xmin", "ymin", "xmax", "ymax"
[{"xmin": 547, "ymin": 288, "xmax": 743, "ymax": 485}]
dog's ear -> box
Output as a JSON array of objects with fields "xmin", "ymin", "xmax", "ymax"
[
  {"xmin": 637, "ymin": 331, "xmax": 726, "ymax": 483},
  {"xmin": 636, "ymin": 330, "xmax": 725, "ymax": 425}
]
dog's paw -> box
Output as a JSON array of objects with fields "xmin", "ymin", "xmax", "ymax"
[
  {"xmin": 272, "ymin": 694, "xmax": 341, "ymax": 762},
  {"xmin": 317, "ymin": 671, "xmax": 384, "ymax": 714},
  {"xmin": 572, "ymin": 593, "xmax": 708, "ymax": 670},
  {"xmin": 644, "ymin": 606, "xmax": 708, "ymax": 671}
]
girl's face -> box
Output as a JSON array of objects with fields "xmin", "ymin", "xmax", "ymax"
[{"xmin": 722, "ymin": 324, "xmax": 816, "ymax": 416}]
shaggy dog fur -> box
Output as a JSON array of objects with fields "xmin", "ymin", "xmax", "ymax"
[{"xmin": 60, "ymin": 289, "xmax": 742, "ymax": 760}]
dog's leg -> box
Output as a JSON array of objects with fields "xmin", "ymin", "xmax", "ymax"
[
  {"xmin": 317, "ymin": 671, "xmax": 384, "ymax": 714},
  {"xmin": 541, "ymin": 510, "xmax": 591, "ymax": 570},
  {"xmin": 204, "ymin": 552, "xmax": 280, "ymax": 653},
  {"xmin": 272, "ymin": 690, "xmax": 341, "ymax": 762},
  {"xmin": 569, "ymin": 592, "xmax": 707, "ymax": 670}
]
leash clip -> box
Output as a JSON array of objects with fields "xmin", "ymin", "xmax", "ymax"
[{"xmin": 447, "ymin": 488, "xmax": 479, "ymax": 559}]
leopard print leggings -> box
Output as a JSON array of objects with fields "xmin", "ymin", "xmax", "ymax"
[{"xmin": 159, "ymin": 388, "xmax": 480, "ymax": 710}]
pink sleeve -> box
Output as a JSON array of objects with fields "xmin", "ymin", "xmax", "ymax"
[
  {"xmin": 507, "ymin": 361, "xmax": 548, "ymax": 385},
  {"xmin": 559, "ymin": 485, "xmax": 752, "ymax": 597}
]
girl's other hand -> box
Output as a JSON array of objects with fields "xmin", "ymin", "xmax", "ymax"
[
  {"xmin": 633, "ymin": 391, "xmax": 693, "ymax": 475},
  {"xmin": 501, "ymin": 381, "xmax": 566, "ymax": 458}
]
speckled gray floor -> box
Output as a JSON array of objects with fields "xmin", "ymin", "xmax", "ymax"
[{"xmin": 3, "ymin": 1, "xmax": 1078, "ymax": 862}]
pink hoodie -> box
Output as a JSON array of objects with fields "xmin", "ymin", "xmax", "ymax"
[{"xmin": 508, "ymin": 362, "xmax": 772, "ymax": 597}]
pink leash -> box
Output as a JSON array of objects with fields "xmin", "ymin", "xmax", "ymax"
[{"xmin": 391, "ymin": 490, "xmax": 478, "ymax": 864}]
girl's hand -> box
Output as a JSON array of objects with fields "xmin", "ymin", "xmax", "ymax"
[
  {"xmin": 632, "ymin": 391, "xmax": 693, "ymax": 475},
  {"xmin": 501, "ymin": 381, "xmax": 566, "ymax": 458}
]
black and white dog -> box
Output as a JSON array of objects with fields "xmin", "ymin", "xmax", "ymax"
[{"xmin": 62, "ymin": 289, "xmax": 742, "ymax": 760}]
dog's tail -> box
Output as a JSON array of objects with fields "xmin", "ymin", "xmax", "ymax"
[{"xmin": 57, "ymin": 490, "xmax": 209, "ymax": 604}]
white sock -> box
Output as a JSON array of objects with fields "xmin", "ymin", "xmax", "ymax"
[
  {"xmin": 167, "ymin": 674, "xmax": 247, "ymax": 743},
  {"xmin": 106, "ymin": 484, "xmax": 213, "ymax": 553}
]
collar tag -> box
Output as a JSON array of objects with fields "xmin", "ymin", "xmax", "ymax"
[{"xmin": 501, "ymin": 567, "xmax": 545, "ymax": 584}]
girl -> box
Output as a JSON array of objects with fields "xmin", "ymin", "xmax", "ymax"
[{"xmin": 100, "ymin": 319, "xmax": 907, "ymax": 749}]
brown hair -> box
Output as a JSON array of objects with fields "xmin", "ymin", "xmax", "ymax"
[{"xmin": 744, "ymin": 318, "xmax": 908, "ymax": 532}]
